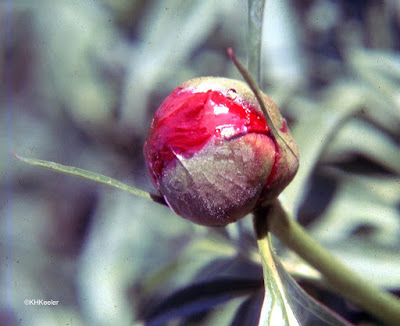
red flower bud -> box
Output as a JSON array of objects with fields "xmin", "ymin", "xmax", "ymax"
[{"xmin": 144, "ymin": 77, "xmax": 299, "ymax": 226}]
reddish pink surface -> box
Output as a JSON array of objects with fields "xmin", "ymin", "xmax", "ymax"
[
  {"xmin": 144, "ymin": 88, "xmax": 273, "ymax": 185},
  {"xmin": 264, "ymin": 150, "xmax": 280, "ymax": 190}
]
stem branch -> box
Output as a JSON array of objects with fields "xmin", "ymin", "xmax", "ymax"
[{"xmin": 254, "ymin": 200, "xmax": 400, "ymax": 326}]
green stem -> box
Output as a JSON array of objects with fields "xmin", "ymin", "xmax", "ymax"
[
  {"xmin": 254, "ymin": 200, "xmax": 400, "ymax": 326},
  {"xmin": 227, "ymin": 48, "xmax": 299, "ymax": 165},
  {"xmin": 227, "ymin": 48, "xmax": 278, "ymax": 138},
  {"xmin": 248, "ymin": 0, "xmax": 266, "ymax": 84}
]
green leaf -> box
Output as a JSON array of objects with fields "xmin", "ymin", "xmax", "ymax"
[
  {"xmin": 231, "ymin": 292, "xmax": 264, "ymax": 326},
  {"xmin": 310, "ymin": 170, "xmax": 400, "ymax": 245},
  {"xmin": 248, "ymin": 0, "xmax": 266, "ymax": 83},
  {"xmin": 325, "ymin": 239, "xmax": 400, "ymax": 290},
  {"xmin": 144, "ymin": 277, "xmax": 263, "ymax": 326},
  {"xmin": 348, "ymin": 49, "xmax": 400, "ymax": 111},
  {"xmin": 322, "ymin": 119, "xmax": 400, "ymax": 174},
  {"xmin": 13, "ymin": 153, "xmax": 165, "ymax": 204},
  {"xmin": 282, "ymin": 80, "xmax": 366, "ymax": 216},
  {"xmin": 257, "ymin": 235, "xmax": 352, "ymax": 326}
]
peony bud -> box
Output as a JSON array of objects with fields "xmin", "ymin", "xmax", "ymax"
[{"xmin": 144, "ymin": 77, "xmax": 299, "ymax": 226}]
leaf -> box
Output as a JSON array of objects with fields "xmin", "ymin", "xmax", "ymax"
[
  {"xmin": 33, "ymin": 1, "xmax": 120, "ymax": 127},
  {"xmin": 307, "ymin": 169, "xmax": 400, "ymax": 287},
  {"xmin": 309, "ymin": 170, "xmax": 400, "ymax": 245},
  {"xmin": 257, "ymin": 235, "xmax": 352, "ymax": 326},
  {"xmin": 248, "ymin": 0, "xmax": 266, "ymax": 82},
  {"xmin": 282, "ymin": 80, "xmax": 366, "ymax": 216},
  {"xmin": 194, "ymin": 257, "xmax": 263, "ymax": 283},
  {"xmin": 325, "ymin": 239, "xmax": 400, "ymax": 290},
  {"xmin": 322, "ymin": 118, "xmax": 400, "ymax": 174},
  {"xmin": 119, "ymin": 0, "xmax": 225, "ymax": 134},
  {"xmin": 144, "ymin": 277, "xmax": 263, "ymax": 326},
  {"xmin": 181, "ymin": 296, "xmax": 248, "ymax": 326},
  {"xmin": 231, "ymin": 292, "xmax": 264, "ymax": 326},
  {"xmin": 137, "ymin": 236, "xmax": 263, "ymax": 325},
  {"xmin": 138, "ymin": 236, "xmax": 240, "ymax": 299},
  {"xmin": 347, "ymin": 49, "xmax": 400, "ymax": 111},
  {"xmin": 13, "ymin": 153, "xmax": 165, "ymax": 204}
]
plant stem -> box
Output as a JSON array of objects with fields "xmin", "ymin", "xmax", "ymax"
[
  {"xmin": 254, "ymin": 200, "xmax": 400, "ymax": 326},
  {"xmin": 248, "ymin": 0, "xmax": 266, "ymax": 84},
  {"xmin": 227, "ymin": 48, "xmax": 299, "ymax": 164}
]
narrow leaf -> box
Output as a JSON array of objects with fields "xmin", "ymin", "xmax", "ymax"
[
  {"xmin": 231, "ymin": 291, "xmax": 264, "ymax": 326},
  {"xmin": 13, "ymin": 152, "xmax": 165, "ymax": 204},
  {"xmin": 248, "ymin": 0, "xmax": 266, "ymax": 83},
  {"xmin": 144, "ymin": 277, "xmax": 263, "ymax": 326},
  {"xmin": 256, "ymin": 233, "xmax": 352, "ymax": 326}
]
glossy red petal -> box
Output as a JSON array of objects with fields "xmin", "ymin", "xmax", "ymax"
[{"xmin": 144, "ymin": 88, "xmax": 271, "ymax": 187}]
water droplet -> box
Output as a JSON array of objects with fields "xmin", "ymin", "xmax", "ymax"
[{"xmin": 227, "ymin": 88, "xmax": 237, "ymax": 100}]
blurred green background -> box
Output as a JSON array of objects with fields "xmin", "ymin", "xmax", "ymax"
[{"xmin": 2, "ymin": 0, "xmax": 400, "ymax": 325}]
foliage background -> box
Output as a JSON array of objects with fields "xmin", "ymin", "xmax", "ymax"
[{"xmin": 1, "ymin": 0, "xmax": 400, "ymax": 325}]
